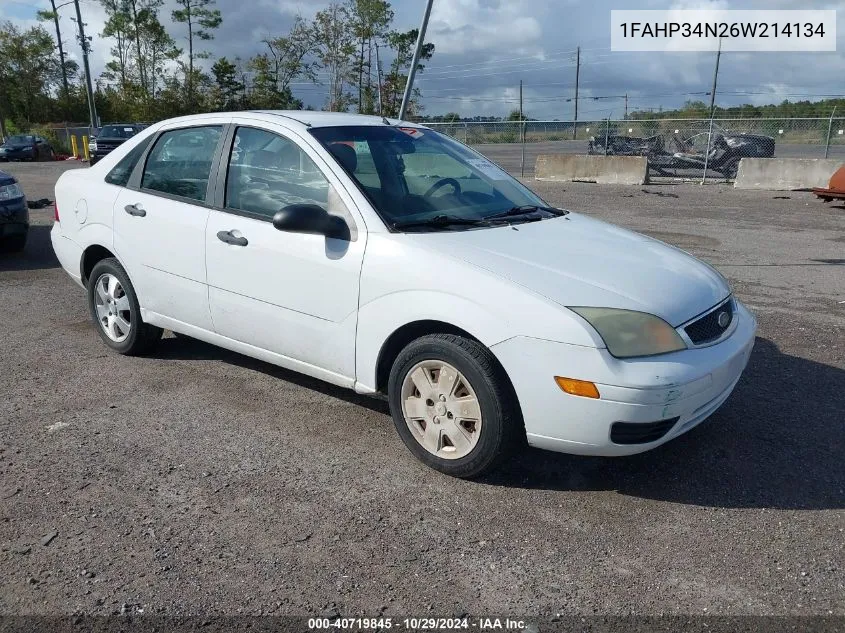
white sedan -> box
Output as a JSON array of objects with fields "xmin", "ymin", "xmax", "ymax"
[{"xmin": 51, "ymin": 111, "xmax": 756, "ymax": 478}]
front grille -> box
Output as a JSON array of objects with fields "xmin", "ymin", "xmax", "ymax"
[
  {"xmin": 610, "ymin": 417, "xmax": 680, "ymax": 445},
  {"xmin": 684, "ymin": 299, "xmax": 734, "ymax": 345}
]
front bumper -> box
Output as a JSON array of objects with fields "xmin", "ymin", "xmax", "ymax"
[
  {"xmin": 0, "ymin": 149, "xmax": 36, "ymax": 161},
  {"xmin": 491, "ymin": 300, "xmax": 757, "ymax": 456},
  {"xmin": 0, "ymin": 197, "xmax": 29, "ymax": 235}
]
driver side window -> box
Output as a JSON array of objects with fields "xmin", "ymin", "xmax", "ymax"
[{"xmin": 225, "ymin": 127, "xmax": 331, "ymax": 220}]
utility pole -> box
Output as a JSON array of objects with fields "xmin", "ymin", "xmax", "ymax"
[
  {"xmin": 49, "ymin": 0, "xmax": 70, "ymax": 112},
  {"xmin": 708, "ymin": 36, "xmax": 722, "ymax": 115},
  {"xmin": 73, "ymin": 0, "xmax": 98, "ymax": 130},
  {"xmin": 375, "ymin": 42, "xmax": 384, "ymax": 116},
  {"xmin": 399, "ymin": 0, "xmax": 434, "ymax": 121},
  {"xmin": 573, "ymin": 45, "xmax": 580, "ymax": 139},
  {"xmin": 519, "ymin": 79, "xmax": 523, "ymax": 121},
  {"xmin": 702, "ymin": 36, "xmax": 722, "ymax": 184},
  {"xmin": 624, "ymin": 93, "xmax": 628, "ymax": 119}
]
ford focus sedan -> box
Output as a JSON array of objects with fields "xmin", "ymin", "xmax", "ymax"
[{"xmin": 51, "ymin": 111, "xmax": 756, "ymax": 478}]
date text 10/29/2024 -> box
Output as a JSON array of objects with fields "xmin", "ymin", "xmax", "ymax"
[{"xmin": 308, "ymin": 618, "xmax": 529, "ymax": 630}]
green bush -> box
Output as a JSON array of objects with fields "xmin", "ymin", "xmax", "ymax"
[{"xmin": 30, "ymin": 126, "xmax": 71, "ymax": 155}]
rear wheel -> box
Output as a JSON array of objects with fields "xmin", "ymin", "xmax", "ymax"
[
  {"xmin": 387, "ymin": 334, "xmax": 521, "ymax": 478},
  {"xmin": 87, "ymin": 258, "xmax": 162, "ymax": 355}
]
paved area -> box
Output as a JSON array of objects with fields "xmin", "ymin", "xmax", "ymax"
[{"xmin": 1, "ymin": 162, "xmax": 843, "ymax": 618}]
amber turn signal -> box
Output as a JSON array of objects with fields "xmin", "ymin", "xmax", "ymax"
[{"xmin": 554, "ymin": 376, "xmax": 600, "ymax": 399}]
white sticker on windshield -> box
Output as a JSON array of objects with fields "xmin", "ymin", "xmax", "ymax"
[
  {"xmin": 467, "ymin": 158, "xmax": 509, "ymax": 180},
  {"xmin": 124, "ymin": 128, "xmax": 133, "ymax": 132}
]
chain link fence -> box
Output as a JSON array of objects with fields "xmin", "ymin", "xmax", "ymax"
[
  {"xmin": 426, "ymin": 117, "xmax": 845, "ymax": 181},
  {"xmin": 49, "ymin": 126, "xmax": 94, "ymax": 155}
]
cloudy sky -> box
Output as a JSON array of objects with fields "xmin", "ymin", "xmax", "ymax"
[{"xmin": 2, "ymin": 0, "xmax": 845, "ymax": 119}]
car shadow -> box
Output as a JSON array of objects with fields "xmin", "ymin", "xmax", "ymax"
[
  {"xmin": 151, "ymin": 334, "xmax": 843, "ymax": 510},
  {"xmin": 480, "ymin": 336, "xmax": 845, "ymax": 510},
  {"xmin": 151, "ymin": 334, "xmax": 390, "ymax": 416},
  {"xmin": 0, "ymin": 224, "xmax": 59, "ymax": 271}
]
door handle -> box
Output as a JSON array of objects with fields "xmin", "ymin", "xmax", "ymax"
[
  {"xmin": 216, "ymin": 230, "xmax": 248, "ymax": 247},
  {"xmin": 124, "ymin": 204, "xmax": 146, "ymax": 217}
]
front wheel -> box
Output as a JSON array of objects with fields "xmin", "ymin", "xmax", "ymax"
[
  {"xmin": 87, "ymin": 258, "xmax": 162, "ymax": 355},
  {"xmin": 387, "ymin": 334, "xmax": 522, "ymax": 478}
]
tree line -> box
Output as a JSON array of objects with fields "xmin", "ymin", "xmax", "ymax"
[
  {"xmin": 0, "ymin": 0, "xmax": 434, "ymax": 139},
  {"xmin": 629, "ymin": 98, "xmax": 845, "ymax": 120}
]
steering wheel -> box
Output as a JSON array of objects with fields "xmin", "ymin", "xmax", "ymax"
[{"xmin": 423, "ymin": 177, "xmax": 462, "ymax": 199}]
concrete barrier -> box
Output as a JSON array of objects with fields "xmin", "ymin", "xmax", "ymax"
[
  {"xmin": 734, "ymin": 158, "xmax": 843, "ymax": 190},
  {"xmin": 535, "ymin": 154, "xmax": 648, "ymax": 185}
]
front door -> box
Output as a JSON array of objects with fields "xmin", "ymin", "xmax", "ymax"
[
  {"xmin": 206, "ymin": 124, "xmax": 366, "ymax": 384},
  {"xmin": 113, "ymin": 123, "xmax": 225, "ymax": 331}
]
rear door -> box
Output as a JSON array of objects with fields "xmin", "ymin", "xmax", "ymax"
[
  {"xmin": 205, "ymin": 122, "xmax": 367, "ymax": 383},
  {"xmin": 113, "ymin": 121, "xmax": 227, "ymax": 331}
]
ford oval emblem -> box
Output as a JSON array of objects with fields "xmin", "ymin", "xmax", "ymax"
[{"xmin": 717, "ymin": 311, "xmax": 730, "ymax": 328}]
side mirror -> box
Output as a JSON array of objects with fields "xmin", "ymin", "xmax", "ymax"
[{"xmin": 272, "ymin": 203, "xmax": 350, "ymax": 240}]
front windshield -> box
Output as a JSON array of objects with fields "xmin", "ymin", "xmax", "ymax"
[
  {"xmin": 99, "ymin": 125, "xmax": 139, "ymax": 139},
  {"xmin": 309, "ymin": 125, "xmax": 548, "ymax": 230},
  {"xmin": 5, "ymin": 136, "xmax": 33, "ymax": 144}
]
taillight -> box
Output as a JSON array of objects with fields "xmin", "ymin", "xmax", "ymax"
[{"xmin": 54, "ymin": 202, "xmax": 60, "ymax": 222}]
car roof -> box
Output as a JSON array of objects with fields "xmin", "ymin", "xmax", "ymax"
[{"xmin": 152, "ymin": 111, "xmax": 425, "ymax": 132}]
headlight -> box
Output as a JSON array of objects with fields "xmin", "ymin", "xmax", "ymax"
[
  {"xmin": 89, "ymin": 140, "xmax": 97, "ymax": 151},
  {"xmin": 0, "ymin": 183, "xmax": 24, "ymax": 201},
  {"xmin": 568, "ymin": 307, "xmax": 687, "ymax": 358}
]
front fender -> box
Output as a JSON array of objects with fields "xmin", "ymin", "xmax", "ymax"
[
  {"xmin": 354, "ymin": 290, "xmax": 510, "ymax": 393},
  {"xmin": 354, "ymin": 234, "xmax": 605, "ymax": 393}
]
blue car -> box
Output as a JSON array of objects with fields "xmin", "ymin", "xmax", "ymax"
[{"xmin": 0, "ymin": 169, "xmax": 28, "ymax": 251}]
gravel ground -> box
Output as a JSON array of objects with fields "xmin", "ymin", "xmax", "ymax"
[{"xmin": 0, "ymin": 162, "xmax": 843, "ymax": 618}]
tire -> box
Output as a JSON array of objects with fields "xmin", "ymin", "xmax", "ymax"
[
  {"xmin": 3, "ymin": 233, "xmax": 27, "ymax": 252},
  {"xmin": 387, "ymin": 333, "xmax": 522, "ymax": 478},
  {"xmin": 87, "ymin": 257, "xmax": 162, "ymax": 355}
]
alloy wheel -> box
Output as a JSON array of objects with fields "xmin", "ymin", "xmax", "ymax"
[{"xmin": 93, "ymin": 273, "xmax": 132, "ymax": 343}]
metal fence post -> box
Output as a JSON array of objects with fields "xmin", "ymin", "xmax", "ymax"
[
  {"xmin": 825, "ymin": 107, "xmax": 837, "ymax": 159},
  {"xmin": 464, "ymin": 122, "xmax": 468, "ymax": 144},
  {"xmin": 701, "ymin": 115, "xmax": 716, "ymax": 184},
  {"xmin": 520, "ymin": 120, "xmax": 526, "ymax": 177},
  {"xmin": 604, "ymin": 116, "xmax": 610, "ymax": 157}
]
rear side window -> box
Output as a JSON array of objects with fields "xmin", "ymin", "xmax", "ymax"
[
  {"xmin": 105, "ymin": 137, "xmax": 152, "ymax": 187},
  {"xmin": 141, "ymin": 126, "xmax": 222, "ymax": 202}
]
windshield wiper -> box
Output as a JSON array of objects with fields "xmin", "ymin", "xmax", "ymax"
[
  {"xmin": 391, "ymin": 214, "xmax": 492, "ymax": 231},
  {"xmin": 485, "ymin": 205, "xmax": 569, "ymax": 220}
]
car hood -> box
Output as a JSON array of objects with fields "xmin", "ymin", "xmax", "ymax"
[
  {"xmin": 95, "ymin": 137, "xmax": 129, "ymax": 143},
  {"xmin": 0, "ymin": 171, "xmax": 14, "ymax": 186},
  {"xmin": 405, "ymin": 213, "xmax": 730, "ymax": 327}
]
